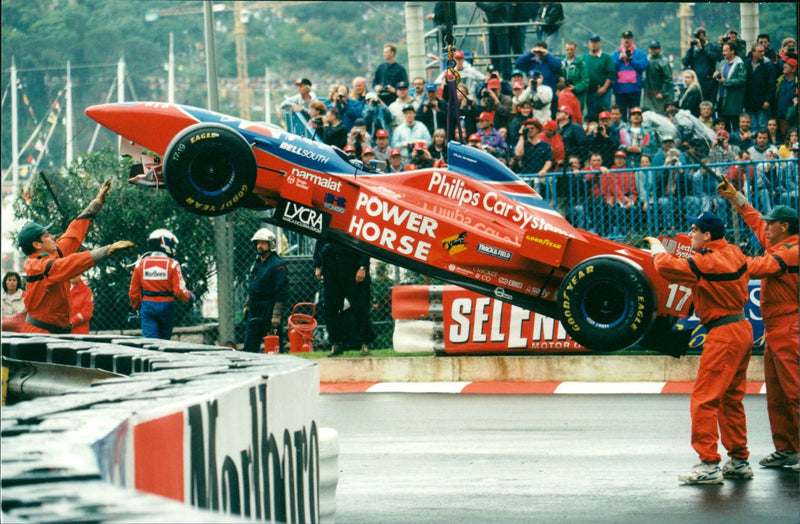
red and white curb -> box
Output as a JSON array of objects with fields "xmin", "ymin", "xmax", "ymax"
[{"xmin": 321, "ymin": 381, "xmax": 767, "ymax": 395}]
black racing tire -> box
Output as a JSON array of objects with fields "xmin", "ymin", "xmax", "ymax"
[
  {"xmin": 556, "ymin": 256, "xmax": 656, "ymax": 352},
  {"xmin": 163, "ymin": 123, "xmax": 256, "ymax": 216}
]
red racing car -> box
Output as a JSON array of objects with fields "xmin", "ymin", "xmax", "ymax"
[{"xmin": 86, "ymin": 102, "xmax": 694, "ymax": 355}]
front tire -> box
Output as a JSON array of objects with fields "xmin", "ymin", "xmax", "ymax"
[
  {"xmin": 556, "ymin": 256, "xmax": 656, "ymax": 352},
  {"xmin": 163, "ymin": 123, "xmax": 256, "ymax": 216}
]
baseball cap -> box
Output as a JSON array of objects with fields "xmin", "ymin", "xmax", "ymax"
[
  {"xmin": 727, "ymin": 28, "xmax": 738, "ymax": 35},
  {"xmin": 522, "ymin": 118, "xmax": 542, "ymax": 130},
  {"xmin": 425, "ymin": 82, "xmax": 437, "ymax": 91},
  {"xmin": 614, "ymin": 150, "xmax": 627, "ymax": 158},
  {"xmin": 413, "ymin": 141, "xmax": 427, "ymax": 151},
  {"xmin": 353, "ymin": 117, "xmax": 366, "ymax": 127},
  {"xmin": 365, "ymin": 92, "xmax": 379, "ymax": 101},
  {"xmin": 760, "ymin": 205, "xmax": 798, "ymax": 223},
  {"xmin": 453, "ymin": 50, "xmax": 465, "ymax": 59},
  {"xmin": 630, "ymin": 106, "xmax": 643, "ymax": 114},
  {"xmin": 362, "ymin": 147, "xmax": 374, "ymax": 155},
  {"xmin": 17, "ymin": 221, "xmax": 53, "ymax": 255},
  {"xmin": 487, "ymin": 78, "xmax": 501, "ymax": 89},
  {"xmin": 598, "ymin": 110, "xmax": 611, "ymax": 119},
  {"xmin": 486, "ymin": 63, "xmax": 497, "ymax": 72},
  {"xmin": 543, "ymin": 120, "xmax": 558, "ymax": 131},
  {"xmin": 396, "ymin": 80, "xmax": 409, "ymax": 89},
  {"xmin": 295, "ymin": 78, "xmax": 312, "ymax": 87},
  {"xmin": 558, "ymin": 105, "xmax": 572, "ymax": 114},
  {"xmin": 375, "ymin": 129, "xmax": 389, "ymax": 138},
  {"xmin": 661, "ymin": 135, "xmax": 674, "ymax": 142},
  {"xmin": 512, "ymin": 81, "xmax": 524, "ymax": 90},
  {"xmin": 589, "ymin": 33, "xmax": 601, "ymax": 42},
  {"xmin": 621, "ymin": 30, "xmax": 634, "ymax": 39},
  {"xmin": 686, "ymin": 211, "xmax": 725, "ymax": 238},
  {"xmin": 402, "ymin": 104, "xmax": 416, "ymax": 113},
  {"xmin": 343, "ymin": 144, "xmax": 356, "ymax": 152},
  {"xmin": 785, "ymin": 58, "xmax": 798, "ymax": 69},
  {"xmin": 511, "ymin": 68, "xmax": 524, "ymax": 77},
  {"xmin": 389, "ymin": 148, "xmax": 402, "ymax": 156},
  {"xmin": 716, "ymin": 129, "xmax": 730, "ymax": 138},
  {"xmin": 468, "ymin": 133, "xmax": 481, "ymax": 142},
  {"xmin": 649, "ymin": 40, "xmax": 661, "ymax": 48},
  {"xmin": 477, "ymin": 111, "xmax": 494, "ymax": 121}
]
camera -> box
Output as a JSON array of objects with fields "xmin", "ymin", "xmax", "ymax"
[
  {"xmin": 625, "ymin": 48, "xmax": 632, "ymax": 58},
  {"xmin": 689, "ymin": 39, "xmax": 697, "ymax": 47},
  {"xmin": 425, "ymin": 101, "xmax": 434, "ymax": 109},
  {"xmin": 722, "ymin": 35, "xmax": 730, "ymax": 43},
  {"xmin": 337, "ymin": 94, "xmax": 346, "ymax": 100},
  {"xmin": 597, "ymin": 125, "xmax": 606, "ymax": 134}
]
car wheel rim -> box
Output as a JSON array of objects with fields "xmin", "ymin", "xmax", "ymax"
[
  {"xmin": 579, "ymin": 282, "xmax": 629, "ymax": 329},
  {"xmin": 188, "ymin": 149, "xmax": 235, "ymax": 196}
]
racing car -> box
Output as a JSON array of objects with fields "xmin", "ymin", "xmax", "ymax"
[{"xmin": 85, "ymin": 102, "xmax": 694, "ymax": 355}]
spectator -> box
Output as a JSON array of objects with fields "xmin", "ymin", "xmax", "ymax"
[
  {"xmin": 585, "ymin": 118, "xmax": 617, "ymax": 166},
  {"xmin": 280, "ymin": 78, "xmax": 318, "ymax": 117},
  {"xmin": 426, "ymin": 2, "xmax": 457, "ymax": 51},
  {"xmin": 637, "ymin": 153, "xmax": 655, "ymax": 217},
  {"xmin": 476, "ymin": 2, "xmax": 511, "ymax": 78},
  {"xmin": 765, "ymin": 118, "xmax": 782, "ymax": 147},
  {"xmin": 20, "ymin": 181, "xmax": 132, "ymax": 334},
  {"xmin": 324, "ymin": 84, "xmax": 339, "ymax": 110},
  {"xmin": 515, "ymin": 41, "xmax": 562, "ymax": 90},
  {"xmin": 582, "ymin": 152, "xmax": 607, "ymax": 232},
  {"xmin": 647, "ymin": 212, "xmax": 753, "ymax": 485},
  {"xmin": 683, "ymin": 27, "xmax": 721, "ymax": 105},
  {"xmin": 409, "ymin": 141, "xmax": 434, "ymax": 169},
  {"xmin": 456, "ymin": 84, "xmax": 480, "ymax": 136},
  {"xmin": 2, "ymin": 271, "xmax": 26, "ymax": 329},
  {"xmin": 719, "ymin": 28, "xmax": 747, "ymax": 59},
  {"xmin": 755, "ymin": 33, "xmax": 779, "ymax": 65},
  {"xmin": 67, "ymin": 275, "xmax": 93, "ymax": 335},
  {"xmin": 507, "ymin": 3, "xmax": 533, "ymax": 56},
  {"xmin": 778, "ymin": 128, "xmax": 798, "ymax": 158},
  {"xmin": 564, "ymin": 155, "xmax": 589, "ymax": 228},
  {"xmin": 600, "ymin": 151, "xmax": 639, "ymax": 235},
  {"xmin": 314, "ymin": 241, "xmax": 374, "ymax": 357},
  {"xmin": 716, "ymin": 183, "xmax": 798, "ymax": 472},
  {"xmin": 533, "ymin": 2, "xmax": 564, "ymax": 51},
  {"xmin": 362, "ymin": 93, "xmax": 390, "ymax": 142},
  {"xmin": 307, "ymin": 100, "xmax": 328, "ymax": 135},
  {"xmin": 775, "ymin": 58, "xmax": 797, "ymax": 136},
  {"xmin": 411, "ymin": 77, "xmax": 427, "ymax": 109},
  {"xmin": 373, "ymin": 128, "xmax": 392, "ymax": 163},
  {"xmin": 351, "ymin": 76, "xmax": 369, "ymax": 117},
  {"xmin": 584, "ymin": 33, "xmax": 617, "ymax": 121},
  {"xmin": 679, "ymin": 70, "xmax": 704, "ymax": 117},
  {"xmin": 554, "ymin": 80, "xmax": 582, "ymax": 124},
  {"xmin": 321, "ymin": 108, "xmax": 348, "ymax": 149},
  {"xmin": 392, "ymin": 104, "xmax": 431, "ymax": 162},
  {"xmin": 343, "ymin": 144, "xmax": 357, "ymax": 160},
  {"xmin": 560, "ymin": 41, "xmax": 589, "ymax": 113},
  {"xmin": 429, "ymin": 129, "xmax": 448, "ymax": 162},
  {"xmin": 476, "ymin": 112, "xmax": 508, "ymax": 163},
  {"xmin": 514, "ymin": 118, "xmax": 553, "ymax": 184},
  {"xmin": 748, "ymin": 129, "xmax": 771, "ymax": 160},
  {"xmin": 361, "ymin": 147, "xmax": 376, "ymax": 165},
  {"xmin": 619, "ymin": 107, "xmax": 652, "ymax": 167},
  {"xmin": 652, "ymin": 135, "xmax": 686, "ymax": 167},
  {"xmin": 476, "ymin": 65, "xmax": 514, "ymax": 98},
  {"xmin": 708, "ymin": 129, "xmax": 740, "ymax": 164},
  {"xmin": 478, "ymin": 76, "xmax": 514, "ymax": 132},
  {"xmin": 555, "ymin": 104, "xmax": 587, "ymax": 159},
  {"xmin": 333, "ymin": 85, "xmax": 361, "ymax": 131},
  {"xmin": 539, "ymin": 119, "xmax": 564, "ymax": 204},
  {"xmin": 608, "ymin": 104, "xmax": 625, "ymax": 137},
  {"xmin": 386, "ymin": 148, "xmax": 405, "ymax": 173},
  {"xmin": 525, "ymin": 71, "xmax": 553, "ymax": 125},
  {"xmin": 642, "ymin": 40, "xmax": 673, "ymax": 115},
  {"xmin": 373, "ymin": 43, "xmax": 409, "ymax": 106},
  {"xmin": 435, "ymin": 50, "xmax": 485, "ymax": 99},
  {"xmin": 388, "ymin": 81, "xmax": 414, "ymax": 133},
  {"xmin": 129, "ymin": 229, "xmax": 193, "ymax": 340},
  {"xmin": 777, "ymin": 143, "xmax": 798, "ymax": 206},
  {"xmin": 467, "ymin": 133, "xmax": 483, "ymax": 149},
  {"xmin": 511, "ymin": 79, "xmax": 526, "ymax": 106},
  {"xmin": 611, "ymin": 30, "xmax": 649, "ymax": 120},
  {"xmin": 417, "ymin": 82, "xmax": 448, "ymax": 135},
  {"xmin": 714, "ymin": 43, "xmax": 747, "ymax": 131},
  {"xmin": 744, "ymin": 44, "xmax": 778, "ymax": 131},
  {"xmin": 752, "ymin": 147, "xmax": 781, "ymax": 212},
  {"xmin": 656, "ymin": 146, "xmax": 690, "ymax": 231},
  {"xmin": 509, "ymin": 99, "xmax": 535, "ymax": 145},
  {"xmin": 730, "ymin": 113, "xmax": 754, "ymax": 149}
]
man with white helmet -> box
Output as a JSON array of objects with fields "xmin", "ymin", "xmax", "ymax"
[
  {"xmin": 129, "ymin": 228, "xmax": 194, "ymax": 340},
  {"xmin": 243, "ymin": 228, "xmax": 288, "ymax": 352}
]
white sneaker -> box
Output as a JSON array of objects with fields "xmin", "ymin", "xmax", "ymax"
[
  {"xmin": 721, "ymin": 457, "xmax": 753, "ymax": 479},
  {"xmin": 678, "ymin": 462, "xmax": 724, "ymax": 484},
  {"xmin": 759, "ymin": 450, "xmax": 799, "ymax": 468},
  {"xmin": 791, "ymin": 462, "xmax": 800, "ymax": 472}
]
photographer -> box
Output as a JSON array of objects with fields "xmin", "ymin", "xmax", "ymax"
[
  {"xmin": 718, "ymin": 29, "xmax": 747, "ymax": 60},
  {"xmin": 586, "ymin": 119, "xmax": 617, "ymax": 167},
  {"xmin": 708, "ymin": 129, "xmax": 739, "ymax": 164},
  {"xmin": 409, "ymin": 141, "xmax": 434, "ymax": 169},
  {"xmin": 347, "ymin": 118, "xmax": 372, "ymax": 159},
  {"xmin": 362, "ymin": 93, "xmax": 391, "ymax": 142},
  {"xmin": 372, "ymin": 44, "xmax": 408, "ymax": 106},
  {"xmin": 416, "ymin": 82, "xmax": 447, "ymax": 135},
  {"xmin": 514, "ymin": 118, "xmax": 553, "ymax": 182},
  {"xmin": 514, "ymin": 41, "xmax": 562, "ymax": 90},
  {"xmin": 392, "ymin": 104, "xmax": 431, "ymax": 163},
  {"xmin": 683, "ymin": 28, "xmax": 722, "ymax": 104},
  {"xmin": 523, "ymin": 71, "xmax": 553, "ymax": 126},
  {"xmin": 478, "ymin": 77, "xmax": 513, "ymax": 133},
  {"xmin": 333, "ymin": 85, "xmax": 361, "ymax": 131}
]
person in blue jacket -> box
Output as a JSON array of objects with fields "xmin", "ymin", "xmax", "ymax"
[
  {"xmin": 611, "ymin": 30, "xmax": 649, "ymax": 121},
  {"xmin": 515, "ymin": 41, "xmax": 563, "ymax": 90}
]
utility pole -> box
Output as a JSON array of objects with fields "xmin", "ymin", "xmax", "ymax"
[
  {"xmin": 739, "ymin": 4, "xmax": 759, "ymax": 47},
  {"xmin": 405, "ymin": 2, "xmax": 426, "ymax": 81},
  {"xmin": 677, "ymin": 3, "xmax": 694, "ymax": 66},
  {"xmin": 234, "ymin": 1, "xmax": 251, "ymax": 120}
]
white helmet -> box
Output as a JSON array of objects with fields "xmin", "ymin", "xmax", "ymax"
[
  {"xmin": 251, "ymin": 228, "xmax": 276, "ymax": 250},
  {"xmin": 148, "ymin": 229, "xmax": 179, "ymax": 256}
]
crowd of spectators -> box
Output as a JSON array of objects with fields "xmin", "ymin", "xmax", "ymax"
[{"xmin": 279, "ymin": 7, "xmax": 798, "ymax": 236}]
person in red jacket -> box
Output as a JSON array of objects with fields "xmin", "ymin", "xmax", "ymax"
[
  {"xmin": 646, "ymin": 211, "xmax": 753, "ymax": 484},
  {"xmin": 69, "ymin": 276, "xmax": 93, "ymax": 334},
  {"xmin": 718, "ymin": 180, "xmax": 799, "ymax": 471},
  {"xmin": 129, "ymin": 229, "xmax": 194, "ymax": 340},
  {"xmin": 18, "ymin": 180, "xmax": 133, "ymax": 334}
]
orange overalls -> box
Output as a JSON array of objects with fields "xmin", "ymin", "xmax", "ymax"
[
  {"xmin": 654, "ymin": 238, "xmax": 752, "ymax": 464},
  {"xmin": 70, "ymin": 277, "xmax": 94, "ymax": 335},
  {"xmin": 741, "ymin": 203, "xmax": 799, "ymax": 454},
  {"xmin": 23, "ymin": 217, "xmax": 96, "ymax": 334}
]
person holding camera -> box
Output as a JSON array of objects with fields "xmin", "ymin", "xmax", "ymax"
[
  {"xmin": 683, "ymin": 28, "xmax": 722, "ymax": 106},
  {"xmin": 515, "ymin": 41, "xmax": 562, "ymax": 90},
  {"xmin": 714, "ymin": 42, "xmax": 747, "ymax": 132},
  {"xmin": 321, "ymin": 108, "xmax": 348, "ymax": 150},
  {"xmin": 372, "ymin": 44, "xmax": 408, "ymax": 107},
  {"xmin": 477, "ymin": 77, "xmax": 513, "ymax": 133},
  {"xmin": 362, "ymin": 93, "xmax": 391, "ymax": 143},
  {"xmin": 514, "ymin": 118, "xmax": 553, "ymax": 185},
  {"xmin": 611, "ymin": 30, "xmax": 648, "ymax": 121},
  {"xmin": 333, "ymin": 85, "xmax": 361, "ymax": 131},
  {"xmin": 392, "ymin": 104, "xmax": 431, "ymax": 163},
  {"xmin": 523, "ymin": 71, "xmax": 553, "ymax": 126},
  {"xmin": 347, "ymin": 118, "xmax": 372, "ymax": 159},
  {"xmin": 416, "ymin": 82, "xmax": 447, "ymax": 135},
  {"xmin": 718, "ymin": 29, "xmax": 747, "ymax": 60}
]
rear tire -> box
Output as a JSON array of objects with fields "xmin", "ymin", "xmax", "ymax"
[
  {"xmin": 163, "ymin": 123, "xmax": 256, "ymax": 216},
  {"xmin": 556, "ymin": 256, "xmax": 656, "ymax": 352}
]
